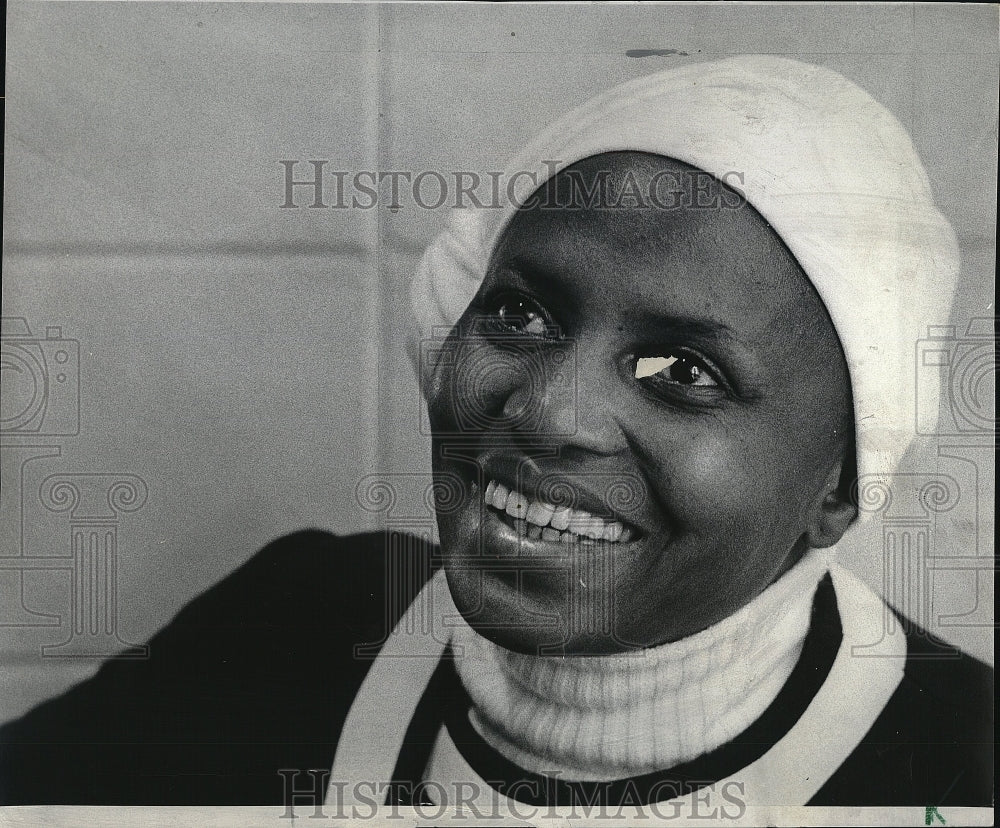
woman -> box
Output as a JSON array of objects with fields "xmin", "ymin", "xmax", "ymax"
[{"xmin": 0, "ymin": 55, "xmax": 992, "ymax": 812}]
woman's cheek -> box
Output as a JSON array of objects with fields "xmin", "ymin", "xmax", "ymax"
[{"xmin": 662, "ymin": 431, "xmax": 763, "ymax": 519}]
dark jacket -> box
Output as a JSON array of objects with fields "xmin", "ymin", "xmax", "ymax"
[{"xmin": 0, "ymin": 530, "xmax": 993, "ymax": 806}]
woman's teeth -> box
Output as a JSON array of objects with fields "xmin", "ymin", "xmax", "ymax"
[{"xmin": 483, "ymin": 480, "xmax": 635, "ymax": 544}]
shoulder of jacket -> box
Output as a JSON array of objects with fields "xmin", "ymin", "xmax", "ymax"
[
  {"xmin": 174, "ymin": 528, "xmax": 440, "ymax": 640},
  {"xmin": 888, "ymin": 609, "xmax": 994, "ymax": 719}
]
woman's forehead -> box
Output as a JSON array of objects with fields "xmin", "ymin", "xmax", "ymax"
[{"xmin": 492, "ymin": 153, "xmax": 827, "ymax": 335}]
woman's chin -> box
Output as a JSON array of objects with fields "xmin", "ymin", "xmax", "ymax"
[
  {"xmin": 442, "ymin": 562, "xmax": 644, "ymax": 656},
  {"xmin": 436, "ymin": 485, "xmax": 676, "ymax": 654}
]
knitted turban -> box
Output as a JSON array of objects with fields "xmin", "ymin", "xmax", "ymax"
[{"xmin": 411, "ymin": 55, "xmax": 961, "ymax": 493}]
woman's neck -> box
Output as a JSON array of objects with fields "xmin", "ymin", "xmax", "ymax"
[{"xmin": 451, "ymin": 548, "xmax": 831, "ymax": 782}]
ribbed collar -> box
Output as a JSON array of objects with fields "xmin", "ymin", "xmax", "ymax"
[{"xmin": 451, "ymin": 549, "xmax": 831, "ymax": 782}]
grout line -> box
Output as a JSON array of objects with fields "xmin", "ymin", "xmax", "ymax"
[{"xmin": 2, "ymin": 243, "xmax": 375, "ymax": 259}]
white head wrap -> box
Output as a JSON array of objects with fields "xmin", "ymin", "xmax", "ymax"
[{"xmin": 411, "ymin": 55, "xmax": 960, "ymax": 496}]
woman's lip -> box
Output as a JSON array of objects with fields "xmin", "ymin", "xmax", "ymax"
[
  {"xmin": 474, "ymin": 497, "xmax": 641, "ymax": 561},
  {"xmin": 471, "ymin": 470, "xmax": 645, "ymax": 539}
]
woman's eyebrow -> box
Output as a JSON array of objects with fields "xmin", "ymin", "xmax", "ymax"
[
  {"xmin": 645, "ymin": 315, "xmax": 733, "ymax": 341},
  {"xmin": 632, "ymin": 313, "xmax": 734, "ymax": 345},
  {"xmin": 501, "ymin": 260, "xmax": 564, "ymax": 290},
  {"xmin": 501, "ymin": 261, "xmax": 736, "ymax": 342},
  {"xmin": 499, "ymin": 259, "xmax": 734, "ymax": 342}
]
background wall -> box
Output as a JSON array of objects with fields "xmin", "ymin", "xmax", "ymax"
[{"xmin": 2, "ymin": 1, "xmax": 996, "ymax": 724}]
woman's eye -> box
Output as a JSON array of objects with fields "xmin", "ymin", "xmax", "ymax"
[
  {"xmin": 493, "ymin": 294, "xmax": 553, "ymax": 337},
  {"xmin": 634, "ymin": 353, "xmax": 718, "ymax": 387}
]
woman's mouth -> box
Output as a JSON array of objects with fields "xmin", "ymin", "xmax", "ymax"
[{"xmin": 483, "ymin": 479, "xmax": 638, "ymax": 545}]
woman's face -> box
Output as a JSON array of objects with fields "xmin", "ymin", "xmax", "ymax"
[{"xmin": 427, "ymin": 153, "xmax": 854, "ymax": 655}]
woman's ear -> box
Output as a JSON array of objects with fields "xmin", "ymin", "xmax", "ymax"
[{"xmin": 805, "ymin": 457, "xmax": 858, "ymax": 549}]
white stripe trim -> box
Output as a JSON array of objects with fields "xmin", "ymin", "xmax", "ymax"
[
  {"xmin": 730, "ymin": 564, "xmax": 906, "ymax": 805},
  {"xmin": 327, "ymin": 569, "xmax": 453, "ymax": 809}
]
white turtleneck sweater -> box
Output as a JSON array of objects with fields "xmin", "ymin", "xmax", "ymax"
[{"xmin": 444, "ymin": 548, "xmax": 831, "ymax": 783}]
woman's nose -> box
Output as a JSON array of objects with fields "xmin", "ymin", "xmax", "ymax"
[
  {"xmin": 457, "ymin": 339, "xmax": 624, "ymax": 455},
  {"xmin": 499, "ymin": 346, "xmax": 576, "ymax": 438}
]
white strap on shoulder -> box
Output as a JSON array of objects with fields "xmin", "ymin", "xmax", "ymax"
[
  {"xmin": 327, "ymin": 569, "xmax": 454, "ymax": 808},
  {"xmin": 728, "ymin": 564, "xmax": 907, "ymax": 806}
]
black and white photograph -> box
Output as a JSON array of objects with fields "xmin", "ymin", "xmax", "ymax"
[{"xmin": 1, "ymin": 2, "xmax": 996, "ymax": 826}]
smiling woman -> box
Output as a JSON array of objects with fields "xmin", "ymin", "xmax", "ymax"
[
  {"xmin": 0, "ymin": 53, "xmax": 993, "ymax": 816},
  {"xmin": 430, "ymin": 153, "xmax": 856, "ymax": 655},
  {"xmin": 400, "ymin": 54, "xmax": 993, "ymax": 810}
]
